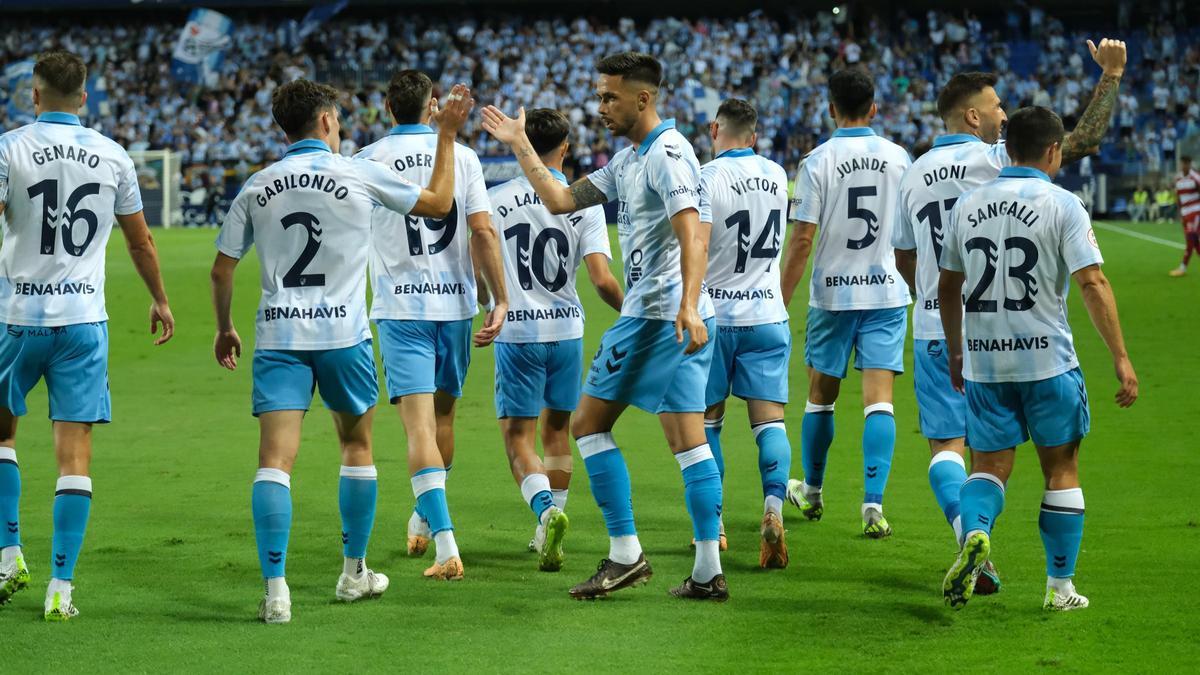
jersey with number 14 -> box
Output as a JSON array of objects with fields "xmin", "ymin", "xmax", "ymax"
[
  {"xmin": 216, "ymin": 142, "xmax": 421, "ymax": 351},
  {"xmin": 893, "ymin": 135, "xmax": 1010, "ymax": 339},
  {"xmin": 700, "ymin": 148, "xmax": 789, "ymax": 325},
  {"xmin": 941, "ymin": 167, "xmax": 1102, "ymax": 383},
  {"xmin": 0, "ymin": 114, "xmax": 142, "ymax": 327},
  {"xmin": 355, "ymin": 125, "xmax": 491, "ymax": 322},
  {"xmin": 488, "ymin": 171, "xmax": 611, "ymax": 343},
  {"xmin": 790, "ymin": 127, "xmax": 911, "ymax": 311}
]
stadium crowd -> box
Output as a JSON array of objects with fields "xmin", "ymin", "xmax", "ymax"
[{"xmin": 1, "ymin": 4, "xmax": 1197, "ymax": 186}]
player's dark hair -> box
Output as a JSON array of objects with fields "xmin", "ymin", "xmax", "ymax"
[
  {"xmin": 1182, "ymin": 155, "xmax": 1194, "ymax": 163},
  {"xmin": 597, "ymin": 52, "xmax": 663, "ymax": 90},
  {"xmin": 386, "ymin": 69, "xmax": 433, "ymax": 125},
  {"xmin": 1005, "ymin": 106, "xmax": 1065, "ymax": 163},
  {"xmin": 937, "ymin": 72, "xmax": 999, "ymax": 120},
  {"xmin": 34, "ymin": 50, "xmax": 86, "ymax": 98},
  {"xmin": 271, "ymin": 79, "xmax": 341, "ymax": 140},
  {"xmin": 828, "ymin": 69, "xmax": 875, "ymax": 119},
  {"xmin": 525, "ymin": 108, "xmax": 571, "ymax": 157},
  {"xmin": 716, "ymin": 98, "xmax": 758, "ymax": 137}
]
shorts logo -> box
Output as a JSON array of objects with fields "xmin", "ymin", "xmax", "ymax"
[
  {"xmin": 926, "ymin": 340, "xmax": 944, "ymax": 358},
  {"xmin": 6, "ymin": 326, "xmax": 21, "ymax": 338},
  {"xmin": 604, "ymin": 345, "xmax": 627, "ymax": 374}
]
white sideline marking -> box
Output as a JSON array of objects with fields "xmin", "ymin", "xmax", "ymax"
[{"xmin": 1093, "ymin": 222, "xmax": 1185, "ymax": 250}]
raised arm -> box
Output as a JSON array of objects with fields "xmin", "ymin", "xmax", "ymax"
[
  {"xmin": 673, "ymin": 208, "xmax": 709, "ymax": 354},
  {"xmin": 938, "ymin": 268, "xmax": 967, "ymax": 393},
  {"xmin": 1061, "ymin": 39, "xmax": 1126, "ymax": 165},
  {"xmin": 480, "ymin": 106, "xmax": 608, "ymax": 215},
  {"xmin": 210, "ymin": 252, "xmax": 241, "ymax": 370},
  {"xmin": 1073, "ymin": 264, "xmax": 1138, "ymax": 407},
  {"xmin": 411, "ymin": 84, "xmax": 475, "ymax": 218},
  {"xmin": 780, "ymin": 221, "xmax": 817, "ymax": 307},
  {"xmin": 117, "ymin": 211, "xmax": 174, "ymax": 345},
  {"xmin": 584, "ymin": 253, "xmax": 624, "ymax": 312}
]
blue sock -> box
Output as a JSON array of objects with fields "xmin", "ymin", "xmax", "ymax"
[
  {"xmin": 929, "ymin": 450, "xmax": 968, "ymax": 539},
  {"xmin": 677, "ymin": 445, "xmax": 722, "ymax": 541},
  {"xmin": 704, "ymin": 416, "xmax": 725, "ymax": 481},
  {"xmin": 51, "ymin": 476, "xmax": 92, "ymax": 581},
  {"xmin": 338, "ymin": 465, "xmax": 378, "ymax": 559},
  {"xmin": 960, "ymin": 473, "xmax": 1005, "ymax": 537},
  {"xmin": 520, "ymin": 473, "xmax": 554, "ymax": 522},
  {"xmin": 577, "ymin": 433, "xmax": 636, "ymax": 537},
  {"xmin": 412, "ymin": 468, "xmax": 453, "ymax": 534},
  {"xmin": 800, "ymin": 402, "xmax": 835, "ymax": 487},
  {"xmin": 1040, "ymin": 488, "xmax": 1085, "ymax": 578},
  {"xmin": 252, "ymin": 469, "xmax": 292, "ymax": 579},
  {"xmin": 753, "ymin": 421, "xmax": 791, "ymax": 502},
  {"xmin": 0, "ymin": 448, "xmax": 19, "ymax": 550},
  {"xmin": 862, "ymin": 404, "xmax": 896, "ymax": 506}
]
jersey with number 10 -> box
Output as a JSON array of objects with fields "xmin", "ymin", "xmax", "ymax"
[
  {"xmin": 488, "ymin": 172, "xmax": 611, "ymax": 343},
  {"xmin": 216, "ymin": 143, "xmax": 421, "ymax": 351},
  {"xmin": 355, "ymin": 125, "xmax": 491, "ymax": 322},
  {"xmin": 893, "ymin": 135, "xmax": 1011, "ymax": 339},
  {"xmin": 790, "ymin": 127, "xmax": 911, "ymax": 311},
  {"xmin": 940, "ymin": 168, "xmax": 1103, "ymax": 383},
  {"xmin": 699, "ymin": 148, "xmax": 789, "ymax": 325},
  {"xmin": 0, "ymin": 114, "xmax": 142, "ymax": 327}
]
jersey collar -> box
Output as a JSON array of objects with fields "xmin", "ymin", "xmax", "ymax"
[
  {"xmin": 389, "ymin": 123, "xmax": 435, "ymax": 135},
  {"xmin": 999, "ymin": 166, "xmax": 1051, "ymax": 182},
  {"xmin": 716, "ymin": 147, "xmax": 755, "ymax": 159},
  {"xmin": 285, "ymin": 139, "xmax": 332, "ymax": 156},
  {"xmin": 932, "ymin": 133, "xmax": 984, "ymax": 148},
  {"xmin": 636, "ymin": 118, "xmax": 676, "ymax": 157},
  {"xmin": 831, "ymin": 126, "xmax": 875, "ymax": 138},
  {"xmin": 547, "ymin": 168, "xmax": 568, "ymax": 185},
  {"xmin": 36, "ymin": 112, "xmax": 82, "ymax": 126}
]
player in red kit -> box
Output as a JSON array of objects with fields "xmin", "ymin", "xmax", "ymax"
[{"xmin": 1169, "ymin": 155, "xmax": 1200, "ymax": 277}]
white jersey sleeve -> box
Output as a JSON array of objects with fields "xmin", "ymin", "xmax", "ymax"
[
  {"xmin": 0, "ymin": 116, "xmax": 144, "ymax": 327},
  {"xmin": 215, "ymin": 185, "xmax": 255, "ymax": 259},
  {"xmin": 578, "ymin": 205, "xmax": 612, "ymax": 260},
  {"xmin": 1059, "ymin": 197, "xmax": 1103, "ymax": 273},
  {"xmin": 646, "ymin": 142, "xmax": 703, "ymax": 218},
  {"xmin": 462, "ymin": 151, "xmax": 491, "ymax": 216},
  {"xmin": 584, "ymin": 160, "xmax": 619, "ymax": 203},
  {"xmin": 352, "ymin": 158, "xmax": 421, "ymax": 215},
  {"xmin": 789, "ymin": 153, "xmax": 824, "ymax": 224}
]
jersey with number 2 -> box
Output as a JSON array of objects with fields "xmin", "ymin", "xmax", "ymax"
[{"xmin": 0, "ymin": 117, "xmax": 142, "ymax": 326}]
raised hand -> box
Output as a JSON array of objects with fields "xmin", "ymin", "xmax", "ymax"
[
  {"xmin": 1087, "ymin": 38, "xmax": 1126, "ymax": 77},
  {"xmin": 432, "ymin": 83, "xmax": 475, "ymax": 136},
  {"xmin": 480, "ymin": 105, "xmax": 528, "ymax": 147}
]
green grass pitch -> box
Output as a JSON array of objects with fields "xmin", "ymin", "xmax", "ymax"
[{"xmin": 2, "ymin": 222, "xmax": 1196, "ymax": 671}]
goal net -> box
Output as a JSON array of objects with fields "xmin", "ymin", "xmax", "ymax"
[{"xmin": 128, "ymin": 150, "xmax": 182, "ymax": 228}]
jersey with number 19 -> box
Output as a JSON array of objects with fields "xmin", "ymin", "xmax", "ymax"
[{"xmin": 700, "ymin": 147, "xmax": 791, "ymax": 405}]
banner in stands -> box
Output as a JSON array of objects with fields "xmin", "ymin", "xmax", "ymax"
[
  {"xmin": 170, "ymin": 8, "xmax": 234, "ymax": 88},
  {"xmin": 0, "ymin": 60, "xmax": 35, "ymax": 125}
]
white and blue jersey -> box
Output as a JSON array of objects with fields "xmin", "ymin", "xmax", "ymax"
[
  {"xmin": 0, "ymin": 112, "xmax": 142, "ymax": 327},
  {"xmin": 893, "ymin": 133, "xmax": 1010, "ymax": 439},
  {"xmin": 0, "ymin": 112, "xmax": 142, "ymax": 423},
  {"xmin": 586, "ymin": 119, "xmax": 714, "ymax": 321},
  {"xmin": 699, "ymin": 147, "xmax": 791, "ymax": 405},
  {"xmin": 941, "ymin": 167, "xmax": 1102, "ymax": 383},
  {"xmin": 489, "ymin": 170, "xmax": 611, "ymax": 343},
  {"xmin": 581, "ymin": 119, "xmax": 714, "ymax": 414},
  {"xmin": 216, "ymin": 139, "xmax": 422, "ymax": 415},
  {"xmin": 355, "ymin": 124, "xmax": 492, "ymax": 322}
]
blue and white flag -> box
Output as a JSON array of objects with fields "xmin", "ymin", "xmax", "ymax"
[
  {"xmin": 171, "ymin": 8, "xmax": 234, "ymax": 88},
  {"xmin": 1, "ymin": 60, "xmax": 36, "ymax": 124},
  {"xmin": 297, "ymin": 1, "xmax": 349, "ymax": 43}
]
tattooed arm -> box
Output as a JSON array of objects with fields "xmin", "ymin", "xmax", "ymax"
[
  {"xmin": 480, "ymin": 105, "xmax": 608, "ymax": 214},
  {"xmin": 1061, "ymin": 38, "xmax": 1126, "ymax": 165}
]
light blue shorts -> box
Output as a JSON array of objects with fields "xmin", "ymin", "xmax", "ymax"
[
  {"xmin": 705, "ymin": 320, "xmax": 791, "ymax": 406},
  {"xmin": 583, "ymin": 316, "xmax": 716, "ymax": 414},
  {"xmin": 376, "ymin": 319, "xmax": 472, "ymax": 400},
  {"xmin": 252, "ymin": 340, "xmax": 377, "ymax": 416},
  {"xmin": 494, "ymin": 339, "xmax": 583, "ymax": 418},
  {"xmin": 913, "ymin": 339, "xmax": 967, "ymax": 441},
  {"xmin": 0, "ymin": 322, "xmax": 110, "ymax": 423},
  {"xmin": 965, "ymin": 368, "xmax": 1091, "ymax": 452},
  {"xmin": 805, "ymin": 306, "xmax": 907, "ymax": 379}
]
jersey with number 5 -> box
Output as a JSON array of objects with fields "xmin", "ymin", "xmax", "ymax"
[
  {"xmin": 355, "ymin": 127, "xmax": 491, "ymax": 322},
  {"xmin": 0, "ymin": 116, "xmax": 142, "ymax": 327},
  {"xmin": 940, "ymin": 169, "xmax": 1102, "ymax": 383},
  {"xmin": 894, "ymin": 136, "xmax": 1010, "ymax": 340},
  {"xmin": 790, "ymin": 128, "xmax": 911, "ymax": 311},
  {"xmin": 216, "ymin": 145, "xmax": 421, "ymax": 351},
  {"xmin": 488, "ymin": 173, "xmax": 611, "ymax": 343},
  {"xmin": 700, "ymin": 149, "xmax": 789, "ymax": 326}
]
